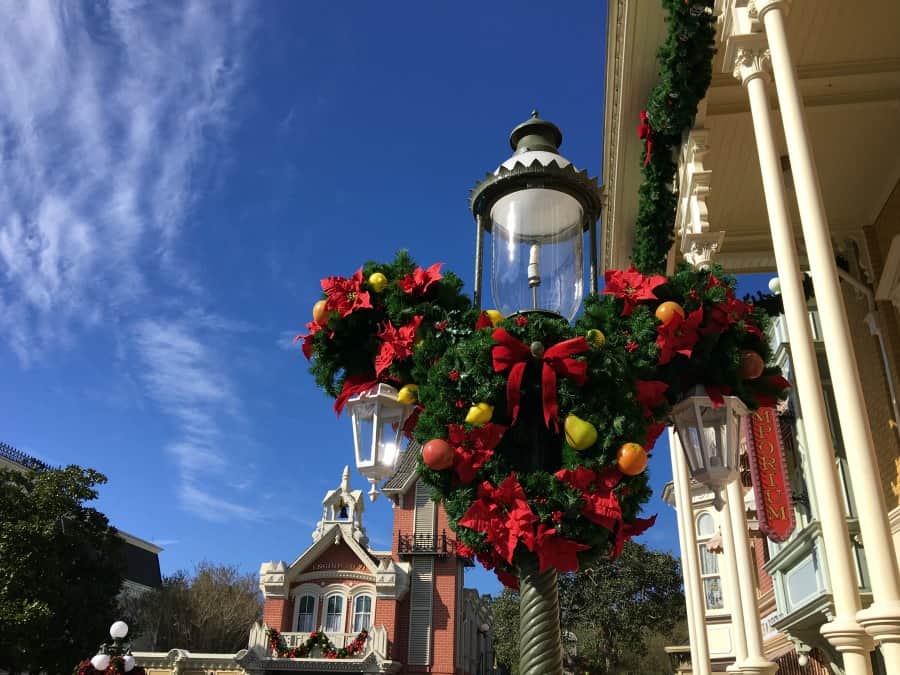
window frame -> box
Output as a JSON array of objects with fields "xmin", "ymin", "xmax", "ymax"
[
  {"xmin": 695, "ymin": 511, "xmax": 725, "ymax": 613},
  {"xmin": 324, "ymin": 593, "xmax": 346, "ymax": 634},
  {"xmin": 294, "ymin": 593, "xmax": 318, "ymax": 633},
  {"xmin": 351, "ymin": 593, "xmax": 373, "ymax": 633}
]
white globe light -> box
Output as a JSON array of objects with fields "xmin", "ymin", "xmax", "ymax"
[
  {"xmin": 797, "ymin": 653, "xmax": 809, "ymax": 668},
  {"xmin": 767, "ymin": 277, "xmax": 781, "ymax": 294},
  {"xmin": 123, "ymin": 654, "xmax": 136, "ymax": 672},
  {"xmin": 110, "ymin": 620, "xmax": 129, "ymax": 639},
  {"xmin": 91, "ymin": 654, "xmax": 111, "ymax": 671}
]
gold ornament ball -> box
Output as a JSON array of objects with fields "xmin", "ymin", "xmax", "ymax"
[
  {"xmin": 617, "ymin": 442, "xmax": 648, "ymax": 476},
  {"xmin": 655, "ymin": 301, "xmax": 685, "ymax": 323},
  {"xmin": 485, "ymin": 309, "xmax": 504, "ymax": 326},
  {"xmin": 368, "ymin": 272, "xmax": 388, "ymax": 293},
  {"xmin": 465, "ymin": 402, "xmax": 493, "ymax": 426},
  {"xmin": 586, "ymin": 329, "xmax": 606, "ymax": 348},
  {"xmin": 564, "ymin": 414, "xmax": 598, "ymax": 451},
  {"xmin": 397, "ymin": 384, "xmax": 419, "ymax": 405},
  {"xmin": 312, "ymin": 300, "xmax": 329, "ymax": 325}
]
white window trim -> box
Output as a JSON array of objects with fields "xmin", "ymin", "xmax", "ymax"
[
  {"xmin": 695, "ymin": 510, "xmax": 726, "ymax": 615},
  {"xmin": 351, "ymin": 593, "xmax": 374, "ymax": 633},
  {"xmin": 324, "ymin": 592, "xmax": 347, "ymax": 634},
  {"xmin": 291, "ymin": 584, "xmax": 320, "ymax": 633}
]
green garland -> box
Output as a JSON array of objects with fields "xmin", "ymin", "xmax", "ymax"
[
  {"xmin": 267, "ymin": 627, "xmax": 369, "ymax": 659},
  {"xmin": 632, "ymin": 0, "xmax": 717, "ymax": 273},
  {"xmin": 299, "ymin": 251, "xmax": 789, "ymax": 588}
]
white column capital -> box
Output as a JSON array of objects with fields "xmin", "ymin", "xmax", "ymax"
[
  {"xmin": 749, "ymin": 0, "xmax": 792, "ymax": 23},
  {"xmin": 683, "ymin": 231, "xmax": 726, "ymax": 271},
  {"xmin": 732, "ymin": 46, "xmax": 772, "ymax": 87}
]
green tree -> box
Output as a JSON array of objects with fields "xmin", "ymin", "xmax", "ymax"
[
  {"xmin": 121, "ymin": 562, "xmax": 261, "ymax": 652},
  {"xmin": 0, "ymin": 466, "xmax": 125, "ymax": 674},
  {"xmin": 490, "ymin": 541, "xmax": 686, "ymax": 675}
]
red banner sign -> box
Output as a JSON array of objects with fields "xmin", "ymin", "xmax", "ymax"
[{"xmin": 745, "ymin": 407, "xmax": 795, "ymax": 543}]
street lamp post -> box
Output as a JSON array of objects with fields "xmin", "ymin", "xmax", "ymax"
[
  {"xmin": 79, "ymin": 621, "xmax": 139, "ymax": 674},
  {"xmin": 468, "ymin": 111, "xmax": 603, "ymax": 675}
]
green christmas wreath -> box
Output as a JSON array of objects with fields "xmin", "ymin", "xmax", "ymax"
[{"xmin": 298, "ymin": 252, "xmax": 788, "ymax": 588}]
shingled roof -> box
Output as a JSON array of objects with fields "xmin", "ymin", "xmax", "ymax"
[{"xmin": 381, "ymin": 440, "xmax": 422, "ymax": 495}]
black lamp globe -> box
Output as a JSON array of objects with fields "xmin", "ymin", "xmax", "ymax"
[{"xmin": 469, "ymin": 111, "xmax": 603, "ymax": 320}]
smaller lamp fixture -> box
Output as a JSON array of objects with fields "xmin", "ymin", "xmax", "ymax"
[
  {"xmin": 89, "ymin": 620, "xmax": 136, "ymax": 672},
  {"xmin": 670, "ymin": 386, "xmax": 748, "ymax": 509},
  {"xmin": 346, "ymin": 383, "xmax": 413, "ymax": 501}
]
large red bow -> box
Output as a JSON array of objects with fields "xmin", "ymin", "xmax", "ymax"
[{"xmin": 491, "ymin": 328, "xmax": 590, "ymax": 431}]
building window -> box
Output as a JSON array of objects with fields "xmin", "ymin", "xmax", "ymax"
[
  {"xmin": 296, "ymin": 595, "xmax": 316, "ymax": 633},
  {"xmin": 352, "ymin": 595, "xmax": 372, "ymax": 632},
  {"xmin": 696, "ymin": 512, "xmax": 724, "ymax": 610},
  {"xmin": 325, "ymin": 595, "xmax": 344, "ymax": 633}
]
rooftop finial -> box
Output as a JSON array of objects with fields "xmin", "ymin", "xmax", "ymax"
[
  {"xmin": 341, "ymin": 465, "xmax": 350, "ymax": 491},
  {"xmin": 531, "ymin": 109, "xmax": 539, "ymax": 118}
]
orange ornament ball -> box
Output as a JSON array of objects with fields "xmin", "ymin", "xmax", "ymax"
[
  {"xmin": 740, "ymin": 350, "xmax": 765, "ymax": 380},
  {"xmin": 423, "ymin": 439, "xmax": 454, "ymax": 471},
  {"xmin": 312, "ymin": 300, "xmax": 329, "ymax": 326},
  {"xmin": 655, "ymin": 301, "xmax": 685, "ymax": 323},
  {"xmin": 617, "ymin": 442, "xmax": 648, "ymax": 476}
]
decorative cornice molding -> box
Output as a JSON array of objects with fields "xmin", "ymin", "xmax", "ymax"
[
  {"xmin": 682, "ymin": 231, "xmax": 726, "ymax": 271},
  {"xmin": 294, "ymin": 570, "xmax": 375, "ymax": 584}
]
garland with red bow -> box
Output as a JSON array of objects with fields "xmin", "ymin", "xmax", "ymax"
[
  {"xmin": 267, "ymin": 627, "xmax": 369, "ymax": 659},
  {"xmin": 299, "ymin": 250, "xmax": 789, "ymax": 589}
]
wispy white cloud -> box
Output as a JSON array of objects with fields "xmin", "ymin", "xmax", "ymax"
[
  {"xmin": 134, "ymin": 317, "xmax": 260, "ymax": 521},
  {"xmin": 0, "ymin": 1, "xmax": 251, "ymax": 363},
  {"xmin": 277, "ymin": 329, "xmax": 303, "ymax": 351}
]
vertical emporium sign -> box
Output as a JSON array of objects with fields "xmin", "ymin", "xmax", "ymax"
[{"xmin": 745, "ymin": 407, "xmax": 795, "ymax": 543}]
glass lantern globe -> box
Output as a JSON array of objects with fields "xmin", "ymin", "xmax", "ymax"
[
  {"xmin": 469, "ymin": 111, "xmax": 603, "ymax": 321},
  {"xmin": 91, "ymin": 654, "xmax": 111, "ymax": 671},
  {"xmin": 346, "ymin": 383, "xmax": 413, "ymax": 501},
  {"xmin": 491, "ymin": 188, "xmax": 584, "ymax": 320},
  {"xmin": 110, "ymin": 620, "xmax": 129, "ymax": 639},
  {"xmin": 670, "ymin": 386, "xmax": 748, "ymax": 506}
]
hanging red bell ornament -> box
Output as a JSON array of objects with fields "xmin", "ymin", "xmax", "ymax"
[
  {"xmin": 740, "ymin": 350, "xmax": 765, "ymax": 380},
  {"xmin": 423, "ymin": 439, "xmax": 454, "ymax": 471}
]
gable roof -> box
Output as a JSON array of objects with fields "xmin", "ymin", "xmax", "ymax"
[
  {"xmin": 288, "ymin": 523, "xmax": 379, "ymax": 579},
  {"xmin": 381, "ymin": 441, "xmax": 421, "ymax": 496}
]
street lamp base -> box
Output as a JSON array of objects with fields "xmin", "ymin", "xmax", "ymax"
[{"xmin": 518, "ymin": 559, "xmax": 563, "ymax": 675}]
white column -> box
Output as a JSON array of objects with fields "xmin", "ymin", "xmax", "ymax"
[
  {"xmin": 675, "ymin": 478, "xmax": 702, "ymax": 674},
  {"xmin": 733, "ymin": 41, "xmax": 875, "ymax": 675},
  {"xmin": 757, "ymin": 0, "xmax": 900, "ymax": 663},
  {"xmin": 726, "ymin": 481, "xmax": 776, "ymax": 675},
  {"xmin": 672, "ymin": 433, "xmax": 712, "ymax": 675},
  {"xmin": 719, "ymin": 494, "xmax": 749, "ymax": 673}
]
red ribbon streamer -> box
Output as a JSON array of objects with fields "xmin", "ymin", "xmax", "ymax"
[
  {"xmin": 334, "ymin": 374, "xmax": 379, "ymax": 415},
  {"xmin": 491, "ymin": 328, "xmax": 590, "ymax": 431}
]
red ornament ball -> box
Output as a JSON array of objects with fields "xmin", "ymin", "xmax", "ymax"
[
  {"xmin": 740, "ymin": 350, "xmax": 765, "ymax": 380},
  {"xmin": 423, "ymin": 439, "xmax": 454, "ymax": 471}
]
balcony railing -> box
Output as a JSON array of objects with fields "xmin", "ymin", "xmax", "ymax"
[
  {"xmin": 397, "ymin": 530, "xmax": 451, "ymax": 557},
  {"xmin": 279, "ymin": 630, "xmax": 370, "ymax": 653}
]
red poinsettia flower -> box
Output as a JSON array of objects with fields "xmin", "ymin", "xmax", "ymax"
[
  {"xmin": 447, "ymin": 423, "xmax": 507, "ymax": 484},
  {"xmin": 496, "ymin": 568, "xmax": 520, "ymax": 590},
  {"xmin": 610, "ymin": 515, "xmax": 657, "ymax": 559},
  {"xmin": 645, "ymin": 421, "xmax": 667, "ymax": 449},
  {"xmin": 374, "ymin": 316, "xmax": 423, "ymax": 377},
  {"xmin": 294, "ymin": 321, "xmax": 325, "ymax": 361},
  {"xmin": 455, "ymin": 541, "xmax": 477, "ymax": 559},
  {"xmin": 321, "ymin": 268, "xmax": 372, "ymax": 317},
  {"xmin": 555, "ymin": 467, "xmax": 623, "ymax": 528},
  {"xmin": 636, "ymin": 380, "xmax": 669, "ymax": 417},
  {"xmin": 399, "ymin": 262, "xmax": 443, "ymax": 296},
  {"xmin": 459, "ymin": 473, "xmax": 537, "ymax": 564},
  {"xmin": 702, "ymin": 294, "xmax": 752, "ymax": 336},
  {"xmin": 534, "ymin": 524, "xmax": 591, "ymax": 573},
  {"xmin": 706, "ymin": 384, "xmax": 732, "ymax": 408},
  {"xmin": 751, "ymin": 375, "xmax": 792, "ymax": 407},
  {"xmin": 474, "ymin": 311, "xmax": 494, "ymax": 329},
  {"xmin": 515, "ymin": 315, "xmax": 528, "ymax": 327},
  {"xmin": 603, "ymin": 266, "xmax": 667, "ymax": 316},
  {"xmin": 656, "ymin": 307, "xmax": 704, "ymax": 365}
]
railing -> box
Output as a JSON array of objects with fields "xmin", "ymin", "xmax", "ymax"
[
  {"xmin": 279, "ymin": 630, "xmax": 370, "ymax": 652},
  {"xmin": 397, "ymin": 530, "xmax": 451, "ymax": 557}
]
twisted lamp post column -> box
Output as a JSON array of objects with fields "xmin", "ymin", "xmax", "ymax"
[{"xmin": 469, "ymin": 112, "xmax": 603, "ymax": 675}]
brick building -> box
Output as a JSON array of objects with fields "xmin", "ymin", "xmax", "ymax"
[{"xmin": 230, "ymin": 452, "xmax": 494, "ymax": 675}]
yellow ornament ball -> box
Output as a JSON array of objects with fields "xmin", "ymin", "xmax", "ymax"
[
  {"xmin": 397, "ymin": 384, "xmax": 419, "ymax": 405},
  {"xmin": 485, "ymin": 309, "xmax": 504, "ymax": 326},
  {"xmin": 564, "ymin": 414, "xmax": 598, "ymax": 451},
  {"xmin": 617, "ymin": 442, "xmax": 648, "ymax": 476},
  {"xmin": 655, "ymin": 301, "xmax": 685, "ymax": 323},
  {"xmin": 368, "ymin": 272, "xmax": 388, "ymax": 293},
  {"xmin": 586, "ymin": 329, "xmax": 606, "ymax": 348},
  {"xmin": 465, "ymin": 402, "xmax": 494, "ymax": 426}
]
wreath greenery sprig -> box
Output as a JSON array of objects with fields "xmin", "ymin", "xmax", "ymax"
[
  {"xmin": 266, "ymin": 627, "xmax": 369, "ymax": 659},
  {"xmin": 299, "ymin": 252, "xmax": 789, "ymax": 588}
]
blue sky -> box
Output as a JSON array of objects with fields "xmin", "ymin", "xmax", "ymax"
[{"xmin": 1, "ymin": 1, "xmax": 773, "ymax": 596}]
